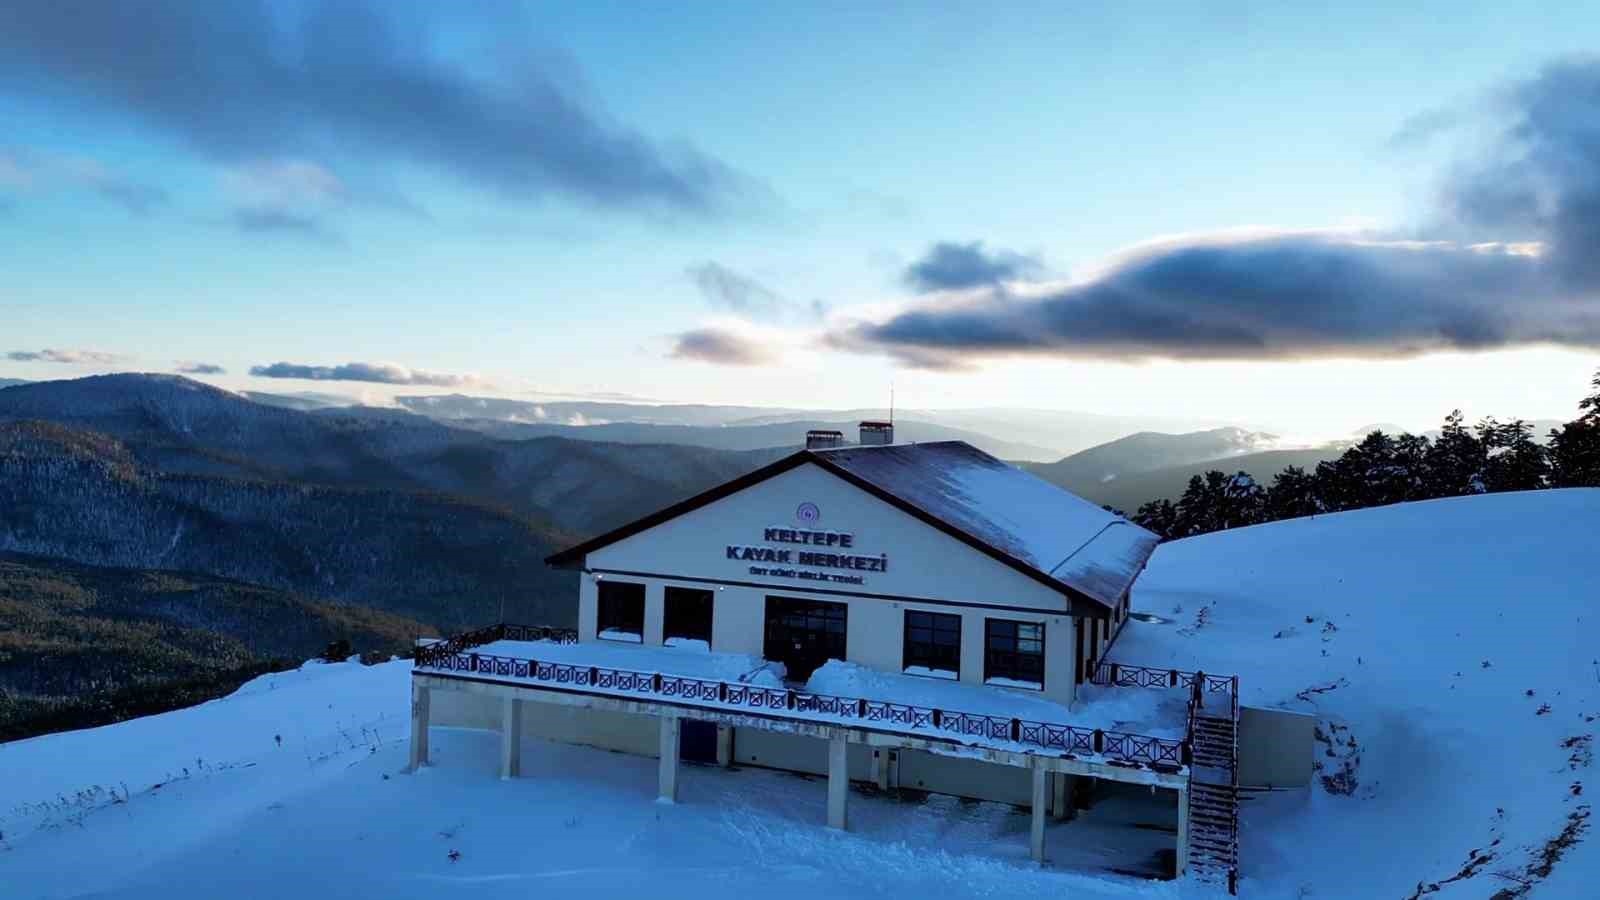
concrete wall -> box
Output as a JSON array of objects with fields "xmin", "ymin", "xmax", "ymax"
[
  {"xmin": 732, "ymin": 729, "xmax": 876, "ymax": 781},
  {"xmin": 432, "ymin": 687, "xmax": 658, "ymax": 757},
  {"xmin": 1237, "ymin": 706, "xmax": 1317, "ymax": 789},
  {"xmin": 579, "ymin": 462, "xmax": 1079, "ymax": 704},
  {"xmin": 896, "ymin": 749, "xmax": 1034, "ymax": 805},
  {"xmin": 435, "ymin": 689, "xmax": 1034, "ymax": 805}
]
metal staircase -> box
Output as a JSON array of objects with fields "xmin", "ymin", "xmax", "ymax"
[{"xmin": 1186, "ymin": 686, "xmax": 1240, "ymax": 893}]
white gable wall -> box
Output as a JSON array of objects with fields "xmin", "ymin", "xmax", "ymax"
[{"xmin": 579, "ymin": 462, "xmax": 1078, "ymax": 703}]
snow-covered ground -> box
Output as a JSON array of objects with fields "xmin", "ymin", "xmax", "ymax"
[
  {"xmin": 3, "ymin": 488, "xmax": 1595, "ymax": 898},
  {"xmin": 0, "ymin": 659, "xmax": 1183, "ymax": 900},
  {"xmin": 1118, "ymin": 488, "xmax": 1599, "ymax": 899}
]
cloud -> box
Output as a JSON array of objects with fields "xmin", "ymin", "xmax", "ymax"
[
  {"xmin": 686, "ymin": 262, "xmax": 783, "ymax": 320},
  {"xmin": 8, "ymin": 348, "xmax": 125, "ymax": 364},
  {"xmin": 830, "ymin": 235, "xmax": 1584, "ymax": 368},
  {"xmin": 902, "ymin": 241, "xmax": 1042, "ymax": 292},
  {"xmin": 0, "ymin": 2, "xmax": 765, "ymax": 219},
  {"xmin": 61, "ymin": 158, "xmax": 168, "ymax": 215},
  {"xmin": 668, "ymin": 328, "xmax": 779, "ymax": 366},
  {"xmin": 229, "ymin": 208, "xmax": 339, "ymax": 243},
  {"xmin": 0, "ymin": 149, "xmax": 167, "ymax": 214},
  {"xmin": 831, "ymin": 59, "xmax": 1600, "ymax": 368},
  {"xmin": 1387, "ymin": 107, "xmax": 1460, "ymax": 149},
  {"xmin": 0, "ymin": 151, "xmax": 32, "ymax": 189},
  {"xmin": 176, "ymin": 361, "xmax": 226, "ymax": 375},
  {"xmin": 249, "ymin": 361, "xmax": 480, "ymax": 386},
  {"xmin": 685, "ymin": 261, "xmax": 829, "ymax": 324}
]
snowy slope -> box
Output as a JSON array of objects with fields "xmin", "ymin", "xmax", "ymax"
[
  {"xmin": 1116, "ymin": 488, "xmax": 1600, "ymax": 899},
  {"xmin": 0, "ymin": 659, "xmax": 1184, "ymax": 900},
  {"xmin": 3, "ymin": 490, "xmax": 1594, "ymax": 899}
]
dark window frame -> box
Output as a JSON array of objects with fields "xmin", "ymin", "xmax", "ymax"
[
  {"xmin": 663, "ymin": 585, "xmax": 714, "ymax": 647},
  {"xmin": 983, "ymin": 618, "xmax": 1045, "ymax": 688},
  {"xmin": 902, "ymin": 610, "xmax": 962, "ymax": 679},
  {"xmin": 762, "ymin": 595, "xmax": 848, "ymax": 683},
  {"xmin": 596, "ymin": 580, "xmax": 645, "ymax": 642}
]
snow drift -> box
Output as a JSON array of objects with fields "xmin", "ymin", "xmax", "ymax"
[{"xmin": 1116, "ymin": 487, "xmax": 1599, "ymax": 898}]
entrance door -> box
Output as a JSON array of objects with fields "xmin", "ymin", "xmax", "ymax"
[{"xmin": 763, "ymin": 596, "xmax": 848, "ymax": 683}]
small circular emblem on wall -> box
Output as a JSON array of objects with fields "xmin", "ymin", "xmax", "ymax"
[{"xmin": 795, "ymin": 502, "xmax": 821, "ymax": 524}]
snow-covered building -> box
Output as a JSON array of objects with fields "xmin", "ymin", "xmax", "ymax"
[{"xmin": 411, "ymin": 430, "xmax": 1270, "ymax": 889}]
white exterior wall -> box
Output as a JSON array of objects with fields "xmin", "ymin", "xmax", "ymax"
[{"xmin": 578, "ymin": 462, "xmax": 1079, "ymax": 704}]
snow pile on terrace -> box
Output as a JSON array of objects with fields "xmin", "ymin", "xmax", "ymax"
[
  {"xmin": 1118, "ymin": 487, "xmax": 1600, "ymax": 899},
  {"xmin": 816, "ymin": 441, "xmax": 1158, "ymax": 606},
  {"xmin": 474, "ymin": 638, "xmax": 784, "ymax": 686},
  {"xmin": 808, "ymin": 660, "xmax": 1188, "ymax": 740}
]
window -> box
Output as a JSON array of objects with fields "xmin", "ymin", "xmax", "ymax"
[
  {"xmin": 984, "ymin": 619, "xmax": 1044, "ymax": 688},
  {"xmin": 597, "ymin": 580, "xmax": 644, "ymax": 642},
  {"xmin": 664, "ymin": 586, "xmax": 714, "ymax": 647},
  {"xmin": 903, "ymin": 610, "xmax": 961, "ymax": 679}
]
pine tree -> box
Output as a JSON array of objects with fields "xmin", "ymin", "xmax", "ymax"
[
  {"xmin": 1265, "ymin": 465, "xmax": 1321, "ymax": 520},
  {"xmin": 1480, "ymin": 419, "xmax": 1549, "ymax": 492},
  {"xmin": 1173, "ymin": 470, "xmax": 1266, "ymax": 536},
  {"xmin": 1317, "ymin": 430, "xmax": 1412, "ymax": 510},
  {"xmin": 1423, "ymin": 409, "xmax": 1487, "ymax": 496},
  {"xmin": 1133, "ymin": 498, "xmax": 1179, "ymax": 540},
  {"xmin": 1550, "ymin": 368, "xmax": 1600, "ymax": 487}
]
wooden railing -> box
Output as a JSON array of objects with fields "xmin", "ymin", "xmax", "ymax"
[{"xmin": 415, "ymin": 623, "xmax": 1189, "ymax": 770}]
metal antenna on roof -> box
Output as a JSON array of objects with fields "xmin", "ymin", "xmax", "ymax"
[{"xmin": 890, "ymin": 382, "xmax": 894, "ymax": 426}]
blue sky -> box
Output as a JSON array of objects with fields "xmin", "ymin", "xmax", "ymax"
[{"xmin": 4, "ymin": 1, "xmax": 1600, "ymax": 434}]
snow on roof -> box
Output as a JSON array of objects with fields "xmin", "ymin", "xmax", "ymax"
[{"xmin": 816, "ymin": 442, "xmax": 1159, "ymax": 607}]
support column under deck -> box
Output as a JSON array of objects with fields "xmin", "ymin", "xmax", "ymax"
[
  {"xmin": 658, "ymin": 716, "xmax": 681, "ymax": 803},
  {"xmin": 407, "ymin": 682, "xmax": 430, "ymax": 772},
  {"xmin": 1176, "ymin": 783, "xmax": 1191, "ymax": 877},
  {"xmin": 827, "ymin": 732, "xmax": 849, "ymax": 830},
  {"xmin": 1051, "ymin": 773, "xmax": 1073, "ymax": 820},
  {"xmin": 499, "ymin": 697, "xmax": 523, "ymax": 780},
  {"xmin": 716, "ymin": 725, "xmax": 733, "ymax": 768},
  {"xmin": 1030, "ymin": 764, "xmax": 1048, "ymax": 863}
]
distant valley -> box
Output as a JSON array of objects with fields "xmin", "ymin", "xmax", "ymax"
[{"xmin": 0, "ymin": 373, "xmax": 1340, "ymax": 738}]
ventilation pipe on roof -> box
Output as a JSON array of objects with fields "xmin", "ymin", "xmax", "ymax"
[
  {"xmin": 858, "ymin": 420, "xmax": 893, "ymax": 445},
  {"xmin": 806, "ymin": 429, "xmax": 844, "ymax": 450}
]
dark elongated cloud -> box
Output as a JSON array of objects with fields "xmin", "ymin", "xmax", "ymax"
[
  {"xmin": 832, "ymin": 59, "xmax": 1600, "ymax": 368},
  {"xmin": 0, "ymin": 1, "xmax": 763, "ymax": 218},
  {"xmin": 0, "ymin": 149, "xmax": 168, "ymax": 214},
  {"xmin": 176, "ymin": 361, "xmax": 226, "ymax": 375},
  {"xmin": 903, "ymin": 241, "xmax": 1041, "ymax": 292},
  {"xmin": 230, "ymin": 208, "xmax": 338, "ymax": 244},
  {"xmin": 8, "ymin": 348, "xmax": 124, "ymax": 364},
  {"xmin": 669, "ymin": 328, "xmax": 778, "ymax": 366},
  {"xmin": 684, "ymin": 261, "xmax": 827, "ymax": 324},
  {"xmin": 687, "ymin": 262, "xmax": 783, "ymax": 320},
  {"xmin": 250, "ymin": 361, "xmax": 478, "ymax": 386}
]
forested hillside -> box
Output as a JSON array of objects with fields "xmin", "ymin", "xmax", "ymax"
[
  {"xmin": 0, "ymin": 420, "xmax": 576, "ymax": 629},
  {"xmin": 0, "ymin": 374, "xmax": 781, "ymax": 538},
  {"xmin": 0, "ymin": 552, "xmax": 428, "ymax": 740}
]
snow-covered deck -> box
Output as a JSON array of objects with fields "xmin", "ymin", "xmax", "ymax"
[{"xmin": 417, "ymin": 636, "xmax": 1190, "ymax": 770}]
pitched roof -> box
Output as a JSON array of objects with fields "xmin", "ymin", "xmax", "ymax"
[
  {"xmin": 545, "ymin": 441, "xmax": 1159, "ymax": 614},
  {"xmin": 813, "ymin": 442, "xmax": 1159, "ymax": 607}
]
